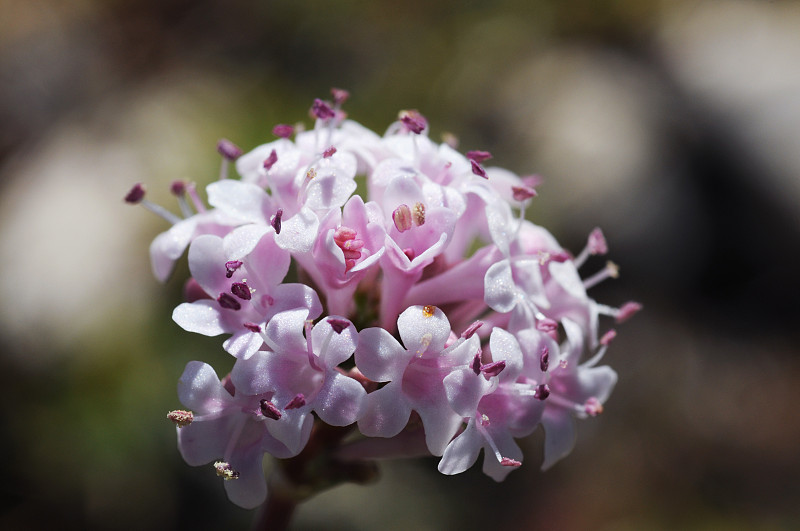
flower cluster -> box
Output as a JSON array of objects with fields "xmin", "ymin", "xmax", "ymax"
[{"xmin": 130, "ymin": 90, "xmax": 639, "ymax": 509}]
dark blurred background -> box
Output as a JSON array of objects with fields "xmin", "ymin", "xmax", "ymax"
[{"xmin": 1, "ymin": 0, "xmax": 799, "ymax": 529}]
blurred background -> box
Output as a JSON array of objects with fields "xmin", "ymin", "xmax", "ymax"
[{"xmin": 1, "ymin": 0, "xmax": 799, "ymax": 529}]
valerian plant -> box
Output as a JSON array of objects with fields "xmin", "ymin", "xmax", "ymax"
[{"xmin": 129, "ymin": 89, "xmax": 639, "ymax": 530}]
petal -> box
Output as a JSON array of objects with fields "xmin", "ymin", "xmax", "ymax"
[
  {"xmin": 173, "ymin": 301, "xmax": 227, "ymax": 337},
  {"xmin": 357, "ymin": 382, "xmax": 411, "ymax": 438},
  {"xmin": 415, "ymin": 398, "xmax": 463, "ymax": 456},
  {"xmin": 264, "ymin": 308, "xmax": 310, "ymax": 354},
  {"xmin": 314, "ymin": 372, "xmax": 366, "ymax": 426},
  {"xmin": 223, "ymin": 331, "xmax": 264, "ymax": 360},
  {"xmin": 186, "ymin": 234, "xmax": 228, "ymax": 296},
  {"xmin": 438, "ymin": 421, "xmax": 482, "ymax": 475},
  {"xmin": 311, "ymin": 317, "xmax": 357, "ymax": 368},
  {"xmin": 484, "ymin": 260, "xmax": 518, "ymax": 313},
  {"xmin": 443, "ymin": 368, "xmax": 494, "ymax": 417},
  {"xmin": 275, "ymin": 207, "xmax": 319, "ymax": 253},
  {"xmin": 541, "ymin": 410, "xmax": 577, "ymax": 470},
  {"xmin": 207, "ymin": 180, "xmax": 270, "ymax": 224},
  {"xmin": 177, "ymin": 361, "xmax": 230, "ymax": 411},
  {"xmin": 397, "ymin": 305, "xmax": 452, "ymax": 355},
  {"xmin": 354, "ymin": 327, "xmax": 411, "ymax": 382}
]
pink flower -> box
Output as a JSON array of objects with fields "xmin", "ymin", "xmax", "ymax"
[
  {"xmin": 355, "ymin": 305, "xmax": 481, "ymax": 455},
  {"xmin": 175, "ymin": 361, "xmax": 301, "ymax": 509}
]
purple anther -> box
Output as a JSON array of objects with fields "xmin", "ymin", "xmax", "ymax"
[
  {"xmin": 170, "ymin": 180, "xmax": 187, "ymax": 196},
  {"xmin": 270, "ymin": 208, "xmax": 283, "ymax": 234},
  {"xmin": 327, "ymin": 318, "xmax": 350, "ymax": 334},
  {"xmin": 323, "ymin": 146, "xmax": 337, "ymax": 158},
  {"xmin": 600, "ymin": 329, "xmax": 617, "ymax": 346},
  {"xmin": 243, "ymin": 322, "xmax": 262, "ymax": 333},
  {"xmin": 217, "ymin": 138, "xmax": 243, "ymax": 160},
  {"xmin": 534, "ymin": 383, "xmax": 550, "ymax": 401},
  {"xmin": 399, "ymin": 110, "xmax": 427, "ymax": 134},
  {"xmin": 225, "ymin": 260, "xmax": 243, "ymax": 279},
  {"xmin": 124, "ymin": 183, "xmax": 146, "ymax": 204},
  {"xmin": 263, "ymin": 149, "xmax": 278, "ymax": 171},
  {"xmin": 466, "ymin": 150, "xmax": 492, "ymax": 163},
  {"xmin": 402, "ymin": 248, "xmax": 416, "ymax": 261},
  {"xmin": 392, "ymin": 204, "xmax": 413, "ymax": 232},
  {"xmin": 471, "ymin": 352, "xmax": 482, "ymax": 375},
  {"xmin": 512, "ymin": 185, "xmax": 537, "ymax": 202},
  {"xmin": 259, "ymin": 399, "xmax": 282, "ymax": 420},
  {"xmin": 460, "ymin": 320, "xmax": 483, "ymax": 339},
  {"xmin": 167, "ymin": 410, "xmax": 194, "ymax": 428},
  {"xmin": 272, "ymin": 124, "xmax": 294, "ymax": 138},
  {"xmin": 588, "ymin": 227, "xmax": 608, "ymax": 255},
  {"xmin": 311, "ymin": 98, "xmax": 336, "ymax": 120},
  {"xmin": 535, "ymin": 318, "xmax": 558, "ymax": 333},
  {"xmin": 217, "ymin": 292, "xmax": 241, "ymax": 311},
  {"xmin": 470, "ymin": 159, "xmax": 488, "ymax": 179},
  {"xmin": 616, "ymin": 301, "xmax": 642, "ymax": 323},
  {"xmin": 500, "ymin": 457, "xmax": 522, "ymax": 467},
  {"xmin": 285, "ymin": 394, "xmax": 306, "ymax": 410},
  {"xmin": 230, "ymin": 282, "xmax": 251, "ymax": 301},
  {"xmin": 481, "ymin": 360, "xmax": 506, "ymax": 378},
  {"xmin": 540, "ymin": 346, "xmax": 549, "ymax": 372},
  {"xmin": 331, "ymin": 87, "xmax": 350, "ymax": 105}
]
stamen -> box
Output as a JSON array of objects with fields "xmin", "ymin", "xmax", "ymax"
[
  {"xmin": 217, "ymin": 139, "xmax": 243, "ymax": 161},
  {"xmin": 471, "ymin": 352, "xmax": 482, "ymax": 375},
  {"xmin": 412, "ymin": 202, "xmax": 425, "ymax": 226},
  {"xmin": 167, "ymin": 410, "xmax": 193, "ymax": 428},
  {"xmin": 230, "ymin": 282, "xmax": 252, "ymax": 301},
  {"xmin": 470, "ymin": 159, "xmax": 488, "ymax": 179},
  {"xmin": 582, "ymin": 261, "xmax": 620, "ymax": 290},
  {"xmin": 574, "ymin": 227, "xmax": 609, "ymax": 268},
  {"xmin": 273, "ymin": 124, "xmax": 294, "ymax": 138},
  {"xmin": 540, "ymin": 346, "xmax": 549, "ymax": 372},
  {"xmin": 327, "ymin": 318, "xmax": 350, "ymax": 334},
  {"xmin": 186, "ymin": 182, "xmax": 206, "ymax": 213},
  {"xmin": 393, "ymin": 204, "xmax": 413, "ymax": 232},
  {"xmin": 512, "ymin": 185, "xmax": 537, "ymax": 202},
  {"xmin": 500, "ymin": 458, "xmax": 522, "ymax": 467},
  {"xmin": 331, "ymin": 87, "xmax": 350, "ymax": 106},
  {"xmin": 225, "ymin": 260, "xmax": 243, "ymax": 279},
  {"xmin": 306, "ymin": 168, "xmax": 317, "ymax": 180},
  {"xmin": 124, "ymin": 183, "xmax": 146, "ymax": 204},
  {"xmin": 270, "ymin": 209, "xmax": 283, "ymax": 234},
  {"xmin": 615, "ymin": 301, "xmax": 642, "ymax": 323},
  {"xmin": 323, "ymin": 146, "xmax": 337, "ymax": 158},
  {"xmin": 600, "ymin": 329, "xmax": 617, "ymax": 346},
  {"xmin": 311, "ymin": 98, "xmax": 336, "ymax": 121},
  {"xmin": 481, "ymin": 360, "xmax": 506, "ymax": 378},
  {"xmin": 534, "ymin": 384, "xmax": 550, "ymax": 400},
  {"xmin": 263, "ymin": 149, "xmax": 278, "ymax": 171},
  {"xmin": 217, "ymin": 293, "xmax": 241, "ymax": 311},
  {"xmin": 466, "ymin": 150, "xmax": 492, "ymax": 163},
  {"xmin": 285, "ymin": 394, "xmax": 306, "ymax": 409},
  {"xmin": 399, "ymin": 109, "xmax": 427, "ymax": 134},
  {"xmin": 460, "ymin": 320, "xmax": 483, "ymax": 339},
  {"xmin": 260, "ymin": 399, "xmax": 282, "ymax": 420},
  {"xmin": 213, "ymin": 461, "xmax": 240, "ymax": 480},
  {"xmin": 584, "ymin": 397, "xmax": 604, "ymax": 416},
  {"xmin": 422, "ymin": 305, "xmax": 436, "ymax": 318},
  {"xmin": 243, "ymin": 322, "xmax": 262, "ymax": 333},
  {"xmin": 403, "ymin": 248, "xmax": 416, "ymax": 261},
  {"xmin": 170, "ymin": 180, "xmax": 186, "ymax": 197}
]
